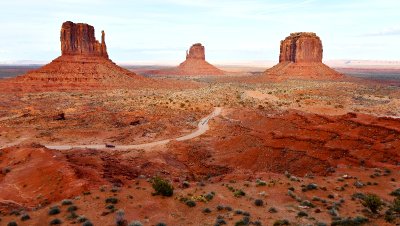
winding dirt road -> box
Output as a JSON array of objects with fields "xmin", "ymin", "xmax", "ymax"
[{"xmin": 44, "ymin": 107, "xmax": 222, "ymax": 150}]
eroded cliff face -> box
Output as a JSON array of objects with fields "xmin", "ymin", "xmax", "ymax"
[
  {"xmin": 186, "ymin": 43, "xmax": 206, "ymax": 60},
  {"xmin": 279, "ymin": 32, "xmax": 322, "ymax": 63},
  {"xmin": 60, "ymin": 21, "xmax": 108, "ymax": 58}
]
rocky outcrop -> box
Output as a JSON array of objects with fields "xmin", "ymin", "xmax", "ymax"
[
  {"xmin": 149, "ymin": 43, "xmax": 225, "ymax": 76},
  {"xmin": 279, "ymin": 32, "xmax": 322, "ymax": 63},
  {"xmin": 264, "ymin": 32, "xmax": 342, "ymax": 80},
  {"xmin": 186, "ymin": 43, "xmax": 205, "ymax": 60},
  {"xmin": 60, "ymin": 21, "xmax": 108, "ymax": 58},
  {"xmin": 7, "ymin": 21, "xmax": 146, "ymax": 91}
]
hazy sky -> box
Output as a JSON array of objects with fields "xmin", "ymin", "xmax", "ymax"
[{"xmin": 1, "ymin": 0, "xmax": 399, "ymax": 64}]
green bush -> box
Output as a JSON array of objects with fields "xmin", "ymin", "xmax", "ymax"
[
  {"xmin": 21, "ymin": 213, "xmax": 30, "ymax": 221},
  {"xmin": 362, "ymin": 194, "xmax": 383, "ymax": 213},
  {"xmin": 129, "ymin": 221, "xmax": 143, "ymax": 226},
  {"xmin": 49, "ymin": 218, "xmax": 62, "ymax": 225},
  {"xmin": 233, "ymin": 189, "xmax": 245, "ymax": 197},
  {"xmin": 83, "ymin": 221, "xmax": 94, "ymax": 226},
  {"xmin": 186, "ymin": 200, "xmax": 196, "ymax": 207},
  {"xmin": 61, "ymin": 199, "xmax": 73, "ymax": 205},
  {"xmin": 7, "ymin": 222, "xmax": 18, "ymax": 226},
  {"xmin": 67, "ymin": 205, "xmax": 78, "ymax": 212},
  {"xmin": 390, "ymin": 188, "xmax": 400, "ymax": 197},
  {"xmin": 48, "ymin": 206, "xmax": 61, "ymax": 215},
  {"xmin": 273, "ymin": 219, "xmax": 290, "ymax": 226},
  {"xmin": 151, "ymin": 177, "xmax": 174, "ymax": 197},
  {"xmin": 105, "ymin": 197, "xmax": 118, "ymax": 204},
  {"xmin": 331, "ymin": 216, "xmax": 369, "ymax": 225},
  {"xmin": 392, "ymin": 196, "xmax": 400, "ymax": 213},
  {"xmin": 254, "ymin": 199, "xmax": 264, "ymax": 206}
]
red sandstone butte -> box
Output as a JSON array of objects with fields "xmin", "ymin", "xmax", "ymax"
[
  {"xmin": 4, "ymin": 21, "xmax": 144, "ymax": 91},
  {"xmin": 60, "ymin": 21, "xmax": 108, "ymax": 58},
  {"xmin": 265, "ymin": 32, "xmax": 342, "ymax": 80},
  {"xmin": 150, "ymin": 43, "xmax": 225, "ymax": 76}
]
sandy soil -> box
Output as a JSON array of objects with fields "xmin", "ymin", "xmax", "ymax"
[{"xmin": 0, "ymin": 71, "xmax": 399, "ymax": 225}]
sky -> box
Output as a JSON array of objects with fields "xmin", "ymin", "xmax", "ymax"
[{"xmin": 0, "ymin": 0, "xmax": 399, "ymax": 65}]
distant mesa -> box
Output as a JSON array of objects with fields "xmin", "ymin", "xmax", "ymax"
[
  {"xmin": 265, "ymin": 32, "xmax": 343, "ymax": 80},
  {"xmin": 3, "ymin": 21, "xmax": 145, "ymax": 91},
  {"xmin": 149, "ymin": 43, "xmax": 225, "ymax": 76}
]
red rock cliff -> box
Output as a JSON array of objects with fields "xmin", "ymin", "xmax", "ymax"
[
  {"xmin": 60, "ymin": 21, "xmax": 108, "ymax": 58},
  {"xmin": 279, "ymin": 32, "xmax": 322, "ymax": 63},
  {"xmin": 186, "ymin": 43, "xmax": 205, "ymax": 60}
]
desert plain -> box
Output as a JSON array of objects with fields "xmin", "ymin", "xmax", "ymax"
[{"xmin": 0, "ymin": 22, "xmax": 399, "ymax": 226}]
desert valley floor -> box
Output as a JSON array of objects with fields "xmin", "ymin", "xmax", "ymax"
[{"xmin": 0, "ymin": 72, "xmax": 400, "ymax": 226}]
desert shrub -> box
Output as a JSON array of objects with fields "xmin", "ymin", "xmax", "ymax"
[
  {"xmin": 49, "ymin": 218, "xmax": 62, "ymax": 225},
  {"xmin": 362, "ymin": 194, "xmax": 383, "ymax": 213},
  {"xmin": 128, "ymin": 221, "xmax": 143, "ymax": 226},
  {"xmin": 77, "ymin": 215, "xmax": 88, "ymax": 223},
  {"xmin": 215, "ymin": 218, "xmax": 227, "ymax": 225},
  {"xmin": 392, "ymin": 196, "xmax": 400, "ymax": 213},
  {"xmin": 305, "ymin": 183, "xmax": 318, "ymax": 191},
  {"xmin": 105, "ymin": 197, "xmax": 118, "ymax": 204},
  {"xmin": 21, "ymin": 213, "xmax": 30, "ymax": 221},
  {"xmin": 331, "ymin": 216, "xmax": 369, "ymax": 225},
  {"xmin": 297, "ymin": 211, "xmax": 308, "ymax": 217},
  {"xmin": 384, "ymin": 209, "xmax": 396, "ymax": 223},
  {"xmin": 254, "ymin": 199, "xmax": 264, "ymax": 206},
  {"xmin": 151, "ymin": 177, "xmax": 174, "ymax": 197},
  {"xmin": 225, "ymin": 206, "xmax": 233, "ymax": 211},
  {"xmin": 235, "ymin": 209, "xmax": 243, "ymax": 215},
  {"xmin": 1, "ymin": 167, "xmax": 11, "ymax": 174},
  {"xmin": 61, "ymin": 199, "xmax": 73, "ymax": 205},
  {"xmin": 256, "ymin": 179, "xmax": 267, "ymax": 186},
  {"xmin": 111, "ymin": 186, "xmax": 120, "ymax": 193},
  {"xmin": 203, "ymin": 208, "xmax": 212, "ymax": 213},
  {"xmin": 66, "ymin": 211, "xmax": 78, "ymax": 219},
  {"xmin": 115, "ymin": 209, "xmax": 126, "ymax": 226},
  {"xmin": 7, "ymin": 221, "xmax": 18, "ymax": 226},
  {"xmin": 186, "ymin": 200, "xmax": 196, "ymax": 207},
  {"xmin": 48, "ymin": 206, "xmax": 61, "ymax": 215},
  {"xmin": 83, "ymin": 221, "xmax": 94, "ymax": 226},
  {"xmin": 217, "ymin": 205, "xmax": 224, "ymax": 211},
  {"xmin": 235, "ymin": 216, "xmax": 250, "ymax": 226},
  {"xmin": 273, "ymin": 219, "xmax": 290, "ymax": 226},
  {"xmin": 390, "ymin": 188, "xmax": 400, "ymax": 197},
  {"xmin": 106, "ymin": 204, "xmax": 115, "ymax": 210},
  {"xmin": 204, "ymin": 192, "xmax": 215, "ymax": 201},
  {"xmin": 300, "ymin": 200, "xmax": 315, "ymax": 208},
  {"xmin": 352, "ymin": 193, "xmax": 366, "ymax": 200},
  {"xmin": 155, "ymin": 223, "xmax": 167, "ymax": 226},
  {"xmin": 67, "ymin": 205, "xmax": 78, "ymax": 212},
  {"xmin": 269, "ymin": 207, "xmax": 278, "ymax": 213},
  {"xmin": 233, "ymin": 189, "xmax": 245, "ymax": 197}
]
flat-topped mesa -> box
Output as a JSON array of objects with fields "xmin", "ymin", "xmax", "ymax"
[
  {"xmin": 186, "ymin": 43, "xmax": 206, "ymax": 60},
  {"xmin": 60, "ymin": 21, "xmax": 108, "ymax": 58},
  {"xmin": 279, "ymin": 32, "xmax": 322, "ymax": 63}
]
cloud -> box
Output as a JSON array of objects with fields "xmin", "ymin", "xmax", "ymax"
[{"xmin": 363, "ymin": 27, "xmax": 400, "ymax": 36}]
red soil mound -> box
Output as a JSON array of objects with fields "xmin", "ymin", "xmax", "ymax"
[{"xmin": 0, "ymin": 144, "xmax": 88, "ymax": 211}]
